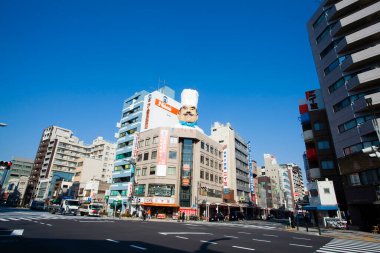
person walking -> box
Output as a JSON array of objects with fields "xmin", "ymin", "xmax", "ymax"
[
  {"xmin": 142, "ymin": 209, "xmax": 146, "ymax": 221},
  {"xmin": 147, "ymin": 208, "xmax": 151, "ymax": 219},
  {"xmin": 181, "ymin": 211, "xmax": 185, "ymax": 222}
]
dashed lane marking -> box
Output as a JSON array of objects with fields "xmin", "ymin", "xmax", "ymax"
[
  {"xmin": 130, "ymin": 245, "xmax": 147, "ymax": 251},
  {"xmin": 293, "ymin": 237, "xmax": 311, "ymax": 241},
  {"xmin": 106, "ymin": 239, "xmax": 120, "ymax": 243},
  {"xmin": 200, "ymin": 240, "xmax": 217, "ymax": 245},
  {"xmin": 289, "ymin": 243, "xmax": 313, "ymax": 248},
  {"xmin": 176, "ymin": 236, "xmax": 189, "ymax": 240},
  {"xmin": 252, "ymin": 238, "xmax": 271, "ymax": 243},
  {"xmin": 232, "ymin": 246, "xmax": 255, "ymax": 251}
]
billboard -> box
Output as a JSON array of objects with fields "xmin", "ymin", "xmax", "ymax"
[
  {"xmin": 156, "ymin": 129, "xmax": 169, "ymax": 177},
  {"xmin": 140, "ymin": 91, "xmax": 181, "ymax": 132},
  {"xmin": 223, "ymin": 148, "xmax": 229, "ymax": 194}
]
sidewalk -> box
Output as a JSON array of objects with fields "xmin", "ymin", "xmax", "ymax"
[{"xmin": 285, "ymin": 225, "xmax": 380, "ymax": 243}]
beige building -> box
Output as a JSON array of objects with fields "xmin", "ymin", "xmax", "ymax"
[
  {"xmin": 89, "ymin": 137, "xmax": 116, "ymax": 183},
  {"xmin": 210, "ymin": 122, "xmax": 250, "ymax": 204},
  {"xmin": 128, "ymin": 126, "xmax": 224, "ymax": 218},
  {"xmin": 263, "ymin": 154, "xmax": 282, "ymax": 209}
]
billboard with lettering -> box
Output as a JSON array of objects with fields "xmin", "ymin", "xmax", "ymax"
[{"xmin": 140, "ymin": 91, "xmax": 181, "ymax": 132}]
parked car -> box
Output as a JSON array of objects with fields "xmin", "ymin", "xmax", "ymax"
[
  {"xmin": 30, "ymin": 200, "xmax": 46, "ymax": 211},
  {"xmin": 229, "ymin": 211, "xmax": 245, "ymax": 221},
  {"xmin": 209, "ymin": 212, "xmax": 225, "ymax": 222}
]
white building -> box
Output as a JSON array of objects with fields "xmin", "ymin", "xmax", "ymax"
[
  {"xmin": 89, "ymin": 137, "xmax": 116, "ymax": 183},
  {"xmin": 210, "ymin": 122, "xmax": 250, "ymax": 204}
]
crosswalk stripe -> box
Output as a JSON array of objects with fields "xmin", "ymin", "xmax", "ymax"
[
  {"xmin": 317, "ymin": 238, "xmax": 380, "ymax": 253},
  {"xmin": 326, "ymin": 243, "xmax": 380, "ymax": 251},
  {"xmin": 322, "ymin": 245, "xmax": 379, "ymax": 253},
  {"xmin": 0, "ymin": 218, "xmax": 8, "ymax": 221}
]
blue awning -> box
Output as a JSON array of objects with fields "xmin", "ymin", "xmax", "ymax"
[{"xmin": 302, "ymin": 205, "xmax": 338, "ymax": 211}]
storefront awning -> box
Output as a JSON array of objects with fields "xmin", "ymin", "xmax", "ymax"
[
  {"xmin": 141, "ymin": 203, "xmax": 179, "ymax": 207},
  {"xmin": 303, "ymin": 205, "xmax": 338, "ymax": 211}
]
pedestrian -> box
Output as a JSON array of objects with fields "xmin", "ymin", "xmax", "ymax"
[
  {"xmin": 181, "ymin": 211, "xmax": 185, "ymax": 222},
  {"xmin": 178, "ymin": 211, "xmax": 181, "ymax": 222},
  {"xmin": 142, "ymin": 209, "xmax": 146, "ymax": 221},
  {"xmin": 147, "ymin": 208, "xmax": 151, "ymax": 219}
]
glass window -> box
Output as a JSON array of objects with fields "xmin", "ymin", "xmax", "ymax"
[
  {"xmin": 317, "ymin": 140, "xmax": 330, "ymax": 150},
  {"xmin": 206, "ymin": 158, "xmax": 209, "ymax": 166},
  {"xmin": 206, "ymin": 144, "xmax": 209, "ymax": 152},
  {"xmin": 348, "ymin": 173, "xmax": 361, "ymax": 186},
  {"xmin": 142, "ymin": 167, "xmax": 147, "ymax": 176},
  {"xmin": 210, "ymin": 174, "xmax": 214, "ymax": 182},
  {"xmin": 168, "ymin": 167, "xmax": 176, "ymax": 175},
  {"xmin": 138, "ymin": 140, "xmax": 144, "ymax": 148},
  {"xmin": 210, "ymin": 146, "xmax": 214, "ymax": 154},
  {"xmin": 143, "ymin": 152, "xmax": 149, "ymax": 161},
  {"xmin": 210, "ymin": 160, "xmax": 214, "ymax": 168},
  {"xmin": 151, "ymin": 150, "xmax": 157, "ymax": 160},
  {"xmin": 169, "ymin": 151, "xmax": 177, "ymax": 159},
  {"xmin": 314, "ymin": 121, "xmax": 324, "ymax": 131},
  {"xmin": 148, "ymin": 184, "xmax": 175, "ymax": 197},
  {"xmin": 323, "ymin": 188, "xmax": 330, "ymax": 194},
  {"xmin": 145, "ymin": 138, "xmax": 150, "ymax": 146},
  {"xmin": 153, "ymin": 136, "xmax": 159, "ymax": 144},
  {"xmin": 170, "ymin": 136, "xmax": 178, "ymax": 144},
  {"xmin": 137, "ymin": 154, "xmax": 142, "ymax": 162},
  {"xmin": 150, "ymin": 166, "xmax": 156, "ymax": 175},
  {"xmin": 136, "ymin": 168, "xmax": 141, "ymax": 176},
  {"xmin": 321, "ymin": 160, "xmax": 334, "ymax": 170},
  {"xmin": 206, "ymin": 172, "xmax": 209, "ymax": 180},
  {"xmin": 200, "ymin": 170, "xmax": 204, "ymax": 179},
  {"xmin": 219, "ymin": 177, "xmax": 222, "ymax": 184},
  {"xmin": 200, "ymin": 155, "xmax": 204, "ymax": 164},
  {"xmin": 201, "ymin": 141, "xmax": 205, "ymax": 149}
]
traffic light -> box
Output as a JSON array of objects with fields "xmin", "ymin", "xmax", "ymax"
[{"xmin": 0, "ymin": 161, "xmax": 12, "ymax": 169}]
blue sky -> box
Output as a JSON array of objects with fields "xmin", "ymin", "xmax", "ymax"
[{"xmin": 0, "ymin": 0, "xmax": 320, "ymax": 171}]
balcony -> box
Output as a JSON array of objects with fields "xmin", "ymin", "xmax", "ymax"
[
  {"xmin": 353, "ymin": 92, "xmax": 380, "ymax": 113},
  {"xmin": 341, "ymin": 44, "xmax": 380, "ymax": 72},
  {"xmin": 112, "ymin": 170, "xmax": 131, "ymax": 179},
  {"xmin": 303, "ymin": 130, "xmax": 314, "ymax": 142},
  {"xmin": 347, "ymin": 68, "xmax": 380, "ymax": 91},
  {"xmin": 357, "ymin": 119, "xmax": 378, "ymax": 136},
  {"xmin": 309, "ymin": 168, "xmax": 322, "ymax": 180},
  {"xmin": 331, "ymin": 2, "xmax": 380, "ymax": 37},
  {"xmin": 328, "ymin": 0, "xmax": 370, "ymax": 22},
  {"xmin": 109, "ymin": 182, "xmax": 131, "ymax": 191}
]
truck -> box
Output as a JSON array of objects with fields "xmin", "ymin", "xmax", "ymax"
[
  {"xmin": 77, "ymin": 203, "xmax": 103, "ymax": 216},
  {"xmin": 48, "ymin": 198, "xmax": 80, "ymax": 215}
]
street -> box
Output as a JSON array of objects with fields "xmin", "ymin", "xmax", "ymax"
[{"xmin": 2, "ymin": 209, "xmax": 379, "ymax": 253}]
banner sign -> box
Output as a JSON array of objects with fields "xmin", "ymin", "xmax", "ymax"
[
  {"xmin": 157, "ymin": 129, "xmax": 169, "ymax": 176},
  {"xmin": 223, "ymin": 148, "xmax": 229, "ymax": 194}
]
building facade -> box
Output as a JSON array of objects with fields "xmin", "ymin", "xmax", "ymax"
[
  {"xmin": 307, "ymin": 0, "xmax": 380, "ymax": 229},
  {"xmin": 263, "ymin": 154, "xmax": 282, "ymax": 209},
  {"xmin": 89, "ymin": 137, "xmax": 116, "ymax": 183},
  {"xmin": 109, "ymin": 87, "xmax": 179, "ymax": 212},
  {"xmin": 210, "ymin": 122, "xmax": 251, "ymax": 204}
]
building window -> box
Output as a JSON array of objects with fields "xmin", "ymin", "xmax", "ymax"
[
  {"xmin": 324, "ymin": 56, "xmax": 346, "ymax": 76},
  {"xmin": 314, "ymin": 122, "xmax": 325, "ymax": 131},
  {"xmin": 321, "ymin": 160, "xmax": 334, "ymax": 170},
  {"xmin": 219, "ymin": 177, "xmax": 222, "ymax": 184},
  {"xmin": 170, "ymin": 136, "xmax": 178, "ymax": 144},
  {"xmin": 142, "ymin": 167, "xmax": 147, "ymax": 176},
  {"xmin": 210, "ymin": 174, "xmax": 214, "ymax": 182},
  {"xmin": 143, "ymin": 152, "xmax": 149, "ymax": 161},
  {"xmin": 150, "ymin": 166, "xmax": 156, "ymax": 175},
  {"xmin": 138, "ymin": 140, "xmax": 144, "ymax": 148},
  {"xmin": 206, "ymin": 172, "xmax": 209, "ymax": 180},
  {"xmin": 200, "ymin": 155, "xmax": 204, "ymax": 164},
  {"xmin": 206, "ymin": 158, "xmax": 209, "ymax": 166},
  {"xmin": 200, "ymin": 170, "xmax": 204, "ymax": 179},
  {"xmin": 201, "ymin": 141, "xmax": 205, "ymax": 149},
  {"xmin": 206, "ymin": 144, "xmax": 209, "ymax": 152},
  {"xmin": 148, "ymin": 184, "xmax": 175, "ymax": 197},
  {"xmin": 323, "ymin": 188, "xmax": 330, "ymax": 194},
  {"xmin": 210, "ymin": 160, "xmax": 214, "ymax": 168},
  {"xmin": 317, "ymin": 140, "xmax": 330, "ymax": 150},
  {"xmin": 136, "ymin": 168, "xmax": 141, "ymax": 176},
  {"xmin": 153, "ymin": 136, "xmax": 159, "ymax": 144},
  {"xmin": 137, "ymin": 154, "xmax": 142, "ymax": 162},
  {"xmin": 210, "ymin": 146, "xmax": 214, "ymax": 154},
  {"xmin": 151, "ymin": 150, "xmax": 157, "ymax": 160},
  {"xmin": 168, "ymin": 167, "xmax": 176, "ymax": 175},
  {"xmin": 145, "ymin": 138, "xmax": 150, "ymax": 146},
  {"xmin": 169, "ymin": 151, "xmax": 177, "ymax": 160}
]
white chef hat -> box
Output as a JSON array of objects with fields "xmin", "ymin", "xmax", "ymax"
[{"xmin": 181, "ymin": 89, "xmax": 199, "ymax": 108}]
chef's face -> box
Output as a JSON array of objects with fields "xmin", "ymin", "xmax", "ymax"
[{"xmin": 178, "ymin": 105, "xmax": 198, "ymax": 123}]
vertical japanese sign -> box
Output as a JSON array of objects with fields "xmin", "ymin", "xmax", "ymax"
[
  {"xmin": 223, "ymin": 147, "xmax": 229, "ymax": 194},
  {"xmin": 157, "ymin": 129, "xmax": 169, "ymax": 176},
  {"xmin": 248, "ymin": 142, "xmax": 254, "ymax": 195}
]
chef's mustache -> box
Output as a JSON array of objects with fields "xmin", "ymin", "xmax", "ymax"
[{"xmin": 184, "ymin": 111, "xmax": 194, "ymax": 116}]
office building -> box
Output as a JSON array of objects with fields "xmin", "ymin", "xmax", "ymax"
[
  {"xmin": 210, "ymin": 122, "xmax": 251, "ymax": 204},
  {"xmin": 307, "ymin": 0, "xmax": 380, "ymax": 229}
]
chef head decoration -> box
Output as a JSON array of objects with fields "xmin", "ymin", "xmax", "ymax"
[{"xmin": 178, "ymin": 89, "xmax": 199, "ymax": 127}]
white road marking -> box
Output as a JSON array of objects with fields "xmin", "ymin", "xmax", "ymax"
[
  {"xmin": 289, "ymin": 243, "xmax": 313, "ymax": 248},
  {"xmin": 8, "ymin": 218, "xmax": 19, "ymax": 220},
  {"xmin": 130, "ymin": 245, "xmax": 147, "ymax": 251},
  {"xmin": 252, "ymin": 238, "xmax": 270, "ymax": 243},
  {"xmin": 159, "ymin": 232, "xmax": 212, "ymax": 235},
  {"xmin": 200, "ymin": 240, "xmax": 217, "ymax": 245},
  {"xmin": 47, "ymin": 224, "xmax": 52, "ymax": 226},
  {"xmin": 176, "ymin": 236, "xmax": 189, "ymax": 240},
  {"xmin": 238, "ymin": 232, "xmax": 251, "ymax": 234},
  {"xmin": 40, "ymin": 222, "xmax": 45, "ymax": 225},
  {"xmin": 106, "ymin": 239, "xmax": 120, "ymax": 243},
  {"xmin": 263, "ymin": 234, "xmax": 278, "ymax": 237},
  {"xmin": 10, "ymin": 229, "xmax": 24, "ymax": 236},
  {"xmin": 293, "ymin": 237, "xmax": 311, "ymax": 241},
  {"xmin": 0, "ymin": 218, "xmax": 8, "ymax": 221},
  {"xmin": 224, "ymin": 235, "xmax": 239, "ymax": 238},
  {"xmin": 232, "ymin": 246, "xmax": 255, "ymax": 251}
]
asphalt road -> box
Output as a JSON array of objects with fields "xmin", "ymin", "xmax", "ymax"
[{"xmin": 0, "ymin": 209, "xmax": 333, "ymax": 253}]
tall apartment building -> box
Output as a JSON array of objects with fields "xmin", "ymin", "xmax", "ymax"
[
  {"xmin": 24, "ymin": 126, "xmax": 115, "ymax": 205},
  {"xmin": 299, "ymin": 89, "xmax": 346, "ymax": 210},
  {"xmin": 210, "ymin": 122, "xmax": 250, "ymax": 204},
  {"xmin": 0, "ymin": 157, "xmax": 33, "ymax": 186},
  {"xmin": 288, "ymin": 163, "xmax": 306, "ymax": 202},
  {"xmin": 307, "ymin": 0, "xmax": 380, "ymax": 229},
  {"xmin": 89, "ymin": 137, "xmax": 116, "ymax": 183},
  {"xmin": 109, "ymin": 86, "xmax": 180, "ymax": 211},
  {"xmin": 279, "ymin": 164, "xmax": 294, "ymax": 211}
]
